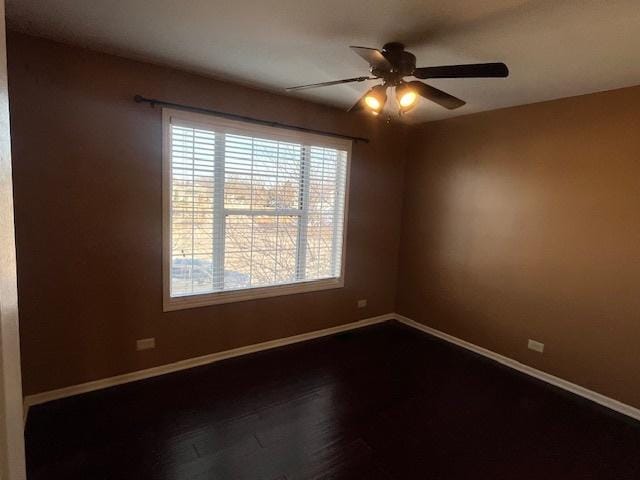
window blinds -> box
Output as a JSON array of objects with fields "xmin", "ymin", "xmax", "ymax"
[{"xmin": 168, "ymin": 114, "xmax": 349, "ymax": 299}]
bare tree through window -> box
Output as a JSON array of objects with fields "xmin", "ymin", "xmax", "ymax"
[{"xmin": 169, "ymin": 122, "xmax": 348, "ymax": 298}]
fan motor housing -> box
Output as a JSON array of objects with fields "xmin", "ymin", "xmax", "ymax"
[{"xmin": 378, "ymin": 42, "xmax": 416, "ymax": 84}]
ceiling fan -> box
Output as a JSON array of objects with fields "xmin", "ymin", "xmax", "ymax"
[{"xmin": 286, "ymin": 42, "xmax": 509, "ymax": 115}]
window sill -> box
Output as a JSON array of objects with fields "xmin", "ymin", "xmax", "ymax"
[{"xmin": 163, "ymin": 277, "xmax": 344, "ymax": 311}]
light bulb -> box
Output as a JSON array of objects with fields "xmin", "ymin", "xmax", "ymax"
[
  {"xmin": 365, "ymin": 96, "xmax": 381, "ymax": 110},
  {"xmin": 362, "ymin": 86, "xmax": 387, "ymax": 113},
  {"xmin": 396, "ymin": 83, "xmax": 419, "ymax": 113},
  {"xmin": 399, "ymin": 91, "xmax": 417, "ymax": 108}
]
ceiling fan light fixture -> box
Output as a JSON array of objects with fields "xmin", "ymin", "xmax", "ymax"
[
  {"xmin": 364, "ymin": 85, "xmax": 387, "ymax": 113},
  {"xmin": 396, "ymin": 83, "xmax": 418, "ymax": 112},
  {"xmin": 399, "ymin": 91, "xmax": 417, "ymax": 107},
  {"xmin": 365, "ymin": 96, "xmax": 380, "ymax": 110}
]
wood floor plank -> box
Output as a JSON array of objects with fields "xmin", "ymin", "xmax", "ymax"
[{"xmin": 25, "ymin": 321, "xmax": 640, "ymax": 479}]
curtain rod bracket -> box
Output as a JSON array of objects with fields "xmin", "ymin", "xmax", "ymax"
[{"xmin": 133, "ymin": 95, "xmax": 369, "ymax": 143}]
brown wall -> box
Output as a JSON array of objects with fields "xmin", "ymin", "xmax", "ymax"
[
  {"xmin": 10, "ymin": 30, "xmax": 640, "ymax": 409},
  {"xmin": 7, "ymin": 32, "xmax": 408, "ymax": 396},
  {"xmin": 397, "ymin": 85, "xmax": 640, "ymax": 408}
]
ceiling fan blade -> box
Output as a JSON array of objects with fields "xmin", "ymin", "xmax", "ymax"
[
  {"xmin": 413, "ymin": 62, "xmax": 509, "ymax": 79},
  {"xmin": 286, "ymin": 76, "xmax": 375, "ymax": 91},
  {"xmin": 408, "ymin": 81, "xmax": 466, "ymax": 110},
  {"xmin": 349, "ymin": 46, "xmax": 393, "ymax": 70}
]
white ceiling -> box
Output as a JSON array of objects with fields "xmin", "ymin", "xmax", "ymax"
[{"xmin": 6, "ymin": 0, "xmax": 640, "ymax": 122}]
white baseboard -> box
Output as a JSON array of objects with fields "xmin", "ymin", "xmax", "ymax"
[
  {"xmin": 24, "ymin": 312, "xmax": 640, "ymax": 427},
  {"xmin": 395, "ymin": 314, "xmax": 640, "ymax": 422},
  {"xmin": 23, "ymin": 313, "xmax": 394, "ymax": 410}
]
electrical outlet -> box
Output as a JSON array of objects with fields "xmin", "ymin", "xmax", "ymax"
[
  {"xmin": 136, "ymin": 338, "xmax": 156, "ymax": 351},
  {"xmin": 528, "ymin": 339, "xmax": 544, "ymax": 353},
  {"xmin": 357, "ymin": 299, "xmax": 367, "ymax": 308}
]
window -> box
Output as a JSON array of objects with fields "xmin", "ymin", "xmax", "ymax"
[{"xmin": 163, "ymin": 109, "xmax": 350, "ymax": 310}]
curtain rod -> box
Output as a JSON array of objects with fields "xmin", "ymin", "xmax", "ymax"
[{"xmin": 134, "ymin": 95, "xmax": 370, "ymax": 143}]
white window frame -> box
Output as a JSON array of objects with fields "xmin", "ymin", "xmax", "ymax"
[{"xmin": 162, "ymin": 108, "xmax": 351, "ymax": 311}]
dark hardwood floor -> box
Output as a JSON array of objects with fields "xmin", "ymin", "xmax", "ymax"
[{"xmin": 26, "ymin": 321, "xmax": 640, "ymax": 479}]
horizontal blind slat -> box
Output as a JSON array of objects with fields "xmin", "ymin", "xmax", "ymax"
[{"xmin": 169, "ymin": 120, "xmax": 348, "ymax": 298}]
